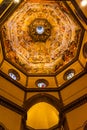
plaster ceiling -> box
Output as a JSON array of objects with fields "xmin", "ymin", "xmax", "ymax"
[
  {"xmin": 0, "ymin": 1, "xmax": 87, "ymax": 130},
  {"xmin": 0, "ymin": 0, "xmax": 84, "ymax": 75},
  {"xmin": 0, "ymin": 0, "xmax": 87, "ymax": 87}
]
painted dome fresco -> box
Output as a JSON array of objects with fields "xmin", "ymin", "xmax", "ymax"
[{"xmin": 1, "ymin": 0, "xmax": 83, "ymax": 75}]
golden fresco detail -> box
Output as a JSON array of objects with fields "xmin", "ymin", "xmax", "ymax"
[{"xmin": 1, "ymin": 0, "xmax": 83, "ymax": 74}]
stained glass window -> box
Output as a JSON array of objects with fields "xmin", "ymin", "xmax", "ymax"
[
  {"xmin": 64, "ymin": 69, "xmax": 75, "ymax": 80},
  {"xmin": 8, "ymin": 69, "xmax": 20, "ymax": 81},
  {"xmin": 35, "ymin": 79, "xmax": 48, "ymax": 88}
]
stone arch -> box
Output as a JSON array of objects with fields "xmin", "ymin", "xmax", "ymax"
[{"xmin": 23, "ymin": 93, "xmax": 64, "ymax": 129}]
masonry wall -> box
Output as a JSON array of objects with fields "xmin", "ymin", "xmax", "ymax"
[
  {"xmin": 0, "ymin": 105, "xmax": 22, "ymax": 130},
  {"xmin": 66, "ymin": 103, "xmax": 87, "ymax": 130}
]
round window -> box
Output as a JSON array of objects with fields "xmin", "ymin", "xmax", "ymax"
[
  {"xmin": 36, "ymin": 26, "xmax": 44, "ymax": 34},
  {"xmin": 35, "ymin": 79, "xmax": 48, "ymax": 88},
  {"xmin": 63, "ymin": 69, "xmax": 75, "ymax": 80},
  {"xmin": 8, "ymin": 69, "xmax": 20, "ymax": 81}
]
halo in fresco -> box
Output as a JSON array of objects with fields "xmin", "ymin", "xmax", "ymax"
[{"xmin": 1, "ymin": 0, "xmax": 83, "ymax": 75}]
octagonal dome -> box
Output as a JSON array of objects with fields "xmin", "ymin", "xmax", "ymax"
[{"xmin": 1, "ymin": 0, "xmax": 84, "ymax": 75}]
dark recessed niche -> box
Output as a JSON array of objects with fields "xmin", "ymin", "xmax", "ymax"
[
  {"xmin": 84, "ymin": 121, "xmax": 87, "ymax": 130},
  {"xmin": 83, "ymin": 42, "xmax": 87, "ymax": 58},
  {"xmin": 0, "ymin": 125, "xmax": 5, "ymax": 130},
  {"xmin": 8, "ymin": 69, "xmax": 20, "ymax": 81},
  {"xmin": 35, "ymin": 79, "xmax": 49, "ymax": 88},
  {"xmin": 63, "ymin": 69, "xmax": 75, "ymax": 80}
]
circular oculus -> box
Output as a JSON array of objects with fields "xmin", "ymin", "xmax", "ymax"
[{"xmin": 36, "ymin": 26, "xmax": 44, "ymax": 34}]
